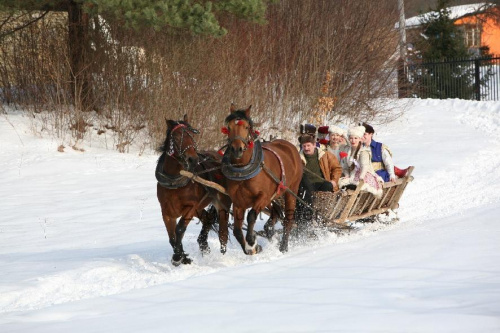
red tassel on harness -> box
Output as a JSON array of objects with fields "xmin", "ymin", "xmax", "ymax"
[
  {"xmin": 248, "ymin": 141, "xmax": 254, "ymax": 148},
  {"xmin": 253, "ymin": 130, "xmax": 260, "ymax": 136},
  {"xmin": 217, "ymin": 149, "xmax": 225, "ymax": 156},
  {"xmin": 277, "ymin": 182, "xmax": 287, "ymax": 195},
  {"xmin": 221, "ymin": 127, "xmax": 229, "ymax": 135},
  {"xmin": 235, "ymin": 120, "xmax": 243, "ymax": 126}
]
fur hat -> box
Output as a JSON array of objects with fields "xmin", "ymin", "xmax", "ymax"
[
  {"xmin": 348, "ymin": 126, "xmax": 366, "ymax": 138},
  {"xmin": 298, "ymin": 134, "xmax": 316, "ymax": 145},
  {"xmin": 328, "ymin": 125, "xmax": 345, "ymax": 136},
  {"xmin": 300, "ymin": 124, "xmax": 316, "ymax": 135},
  {"xmin": 362, "ymin": 123, "xmax": 375, "ymax": 134},
  {"xmin": 318, "ymin": 126, "xmax": 329, "ymax": 134},
  {"xmin": 317, "ymin": 125, "xmax": 329, "ymax": 144}
]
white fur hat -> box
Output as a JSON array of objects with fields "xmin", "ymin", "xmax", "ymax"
[
  {"xmin": 348, "ymin": 126, "xmax": 366, "ymax": 138},
  {"xmin": 328, "ymin": 125, "xmax": 345, "ymax": 136}
]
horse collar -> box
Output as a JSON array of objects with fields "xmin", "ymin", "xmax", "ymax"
[
  {"xmin": 155, "ymin": 153, "xmax": 190, "ymax": 189},
  {"xmin": 221, "ymin": 140, "xmax": 263, "ymax": 181}
]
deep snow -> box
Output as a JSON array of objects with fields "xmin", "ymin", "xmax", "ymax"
[{"xmin": 1, "ymin": 98, "xmax": 500, "ymax": 332}]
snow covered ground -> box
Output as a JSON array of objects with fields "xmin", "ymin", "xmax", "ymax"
[{"xmin": 1, "ymin": 99, "xmax": 500, "ymax": 332}]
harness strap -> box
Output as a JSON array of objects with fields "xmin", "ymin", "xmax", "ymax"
[
  {"xmin": 168, "ymin": 124, "xmax": 187, "ymax": 156},
  {"xmin": 171, "ymin": 123, "xmax": 186, "ymax": 132},
  {"xmin": 262, "ymin": 145, "xmax": 288, "ymax": 200}
]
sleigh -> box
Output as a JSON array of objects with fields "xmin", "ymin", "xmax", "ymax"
[{"xmin": 310, "ymin": 166, "xmax": 415, "ymax": 227}]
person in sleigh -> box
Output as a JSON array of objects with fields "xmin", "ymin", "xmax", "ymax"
[
  {"xmin": 362, "ymin": 123, "xmax": 408, "ymax": 181},
  {"xmin": 338, "ymin": 126, "xmax": 384, "ymax": 198},
  {"xmin": 327, "ymin": 125, "xmax": 349, "ymax": 164},
  {"xmin": 298, "ymin": 132, "xmax": 342, "ymax": 192}
]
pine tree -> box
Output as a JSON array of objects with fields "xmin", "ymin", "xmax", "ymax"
[
  {"xmin": 0, "ymin": 0, "xmax": 271, "ymax": 110},
  {"xmin": 415, "ymin": 0, "xmax": 475, "ymax": 99},
  {"xmin": 420, "ymin": 0, "xmax": 469, "ymax": 60}
]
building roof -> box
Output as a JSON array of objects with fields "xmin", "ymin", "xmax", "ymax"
[{"xmin": 395, "ymin": 3, "xmax": 495, "ymax": 29}]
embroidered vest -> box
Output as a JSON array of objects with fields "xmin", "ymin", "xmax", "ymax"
[{"xmin": 370, "ymin": 140, "xmax": 390, "ymax": 182}]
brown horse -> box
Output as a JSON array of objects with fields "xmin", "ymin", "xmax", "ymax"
[
  {"xmin": 221, "ymin": 104, "xmax": 303, "ymax": 253},
  {"xmin": 156, "ymin": 115, "xmax": 231, "ymax": 266}
]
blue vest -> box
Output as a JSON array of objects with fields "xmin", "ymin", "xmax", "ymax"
[{"xmin": 370, "ymin": 140, "xmax": 390, "ymax": 182}]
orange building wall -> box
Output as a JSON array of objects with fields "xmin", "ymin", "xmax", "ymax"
[{"xmin": 455, "ymin": 9, "xmax": 500, "ymax": 56}]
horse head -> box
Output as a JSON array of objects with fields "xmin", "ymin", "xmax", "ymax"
[
  {"xmin": 162, "ymin": 114, "xmax": 200, "ymax": 171},
  {"xmin": 224, "ymin": 104, "xmax": 258, "ymax": 159}
]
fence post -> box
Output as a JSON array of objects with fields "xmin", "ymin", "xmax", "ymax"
[
  {"xmin": 397, "ymin": 58, "xmax": 408, "ymax": 98},
  {"xmin": 474, "ymin": 58, "xmax": 481, "ymax": 101}
]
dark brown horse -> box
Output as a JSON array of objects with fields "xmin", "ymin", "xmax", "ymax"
[
  {"xmin": 156, "ymin": 115, "xmax": 231, "ymax": 266},
  {"xmin": 221, "ymin": 104, "xmax": 303, "ymax": 253}
]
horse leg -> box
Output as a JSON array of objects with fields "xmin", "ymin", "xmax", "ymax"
[
  {"xmin": 172, "ymin": 217, "xmax": 193, "ymax": 266},
  {"xmin": 161, "ymin": 212, "xmax": 178, "ymax": 254},
  {"xmin": 280, "ymin": 191, "xmax": 297, "ymax": 253},
  {"xmin": 263, "ymin": 204, "xmax": 280, "ymax": 239},
  {"xmin": 215, "ymin": 196, "xmax": 231, "ymax": 254},
  {"xmin": 253, "ymin": 191, "xmax": 268, "ymax": 213},
  {"xmin": 197, "ymin": 207, "xmax": 213, "ymax": 255},
  {"xmin": 232, "ymin": 206, "xmax": 247, "ymax": 254},
  {"xmin": 245, "ymin": 209, "xmax": 262, "ymax": 254}
]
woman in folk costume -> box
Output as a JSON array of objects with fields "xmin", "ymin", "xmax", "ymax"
[
  {"xmin": 338, "ymin": 126, "xmax": 384, "ymax": 198},
  {"xmin": 327, "ymin": 125, "xmax": 350, "ymax": 165}
]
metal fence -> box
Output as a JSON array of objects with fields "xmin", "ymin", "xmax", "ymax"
[{"xmin": 403, "ymin": 56, "xmax": 500, "ymax": 101}]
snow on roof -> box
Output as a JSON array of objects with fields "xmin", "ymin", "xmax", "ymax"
[{"xmin": 396, "ymin": 3, "xmax": 495, "ymax": 29}]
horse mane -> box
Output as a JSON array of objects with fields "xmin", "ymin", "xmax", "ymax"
[
  {"xmin": 224, "ymin": 110, "xmax": 254, "ymax": 128},
  {"xmin": 158, "ymin": 120, "xmax": 190, "ymax": 153}
]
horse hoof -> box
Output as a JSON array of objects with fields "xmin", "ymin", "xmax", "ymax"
[
  {"xmin": 200, "ymin": 245, "xmax": 211, "ymax": 256},
  {"xmin": 220, "ymin": 245, "xmax": 227, "ymax": 255},
  {"xmin": 245, "ymin": 244, "xmax": 262, "ymax": 255},
  {"xmin": 279, "ymin": 243, "xmax": 288, "ymax": 253},
  {"xmin": 171, "ymin": 253, "xmax": 192, "ymax": 266},
  {"xmin": 264, "ymin": 228, "xmax": 275, "ymax": 240}
]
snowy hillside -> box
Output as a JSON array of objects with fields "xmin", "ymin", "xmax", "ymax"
[{"xmin": 1, "ymin": 99, "xmax": 500, "ymax": 332}]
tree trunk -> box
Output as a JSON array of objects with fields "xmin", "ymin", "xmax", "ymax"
[{"xmin": 68, "ymin": 0, "xmax": 94, "ymax": 112}]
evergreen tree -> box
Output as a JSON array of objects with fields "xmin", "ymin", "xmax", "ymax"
[
  {"xmin": 414, "ymin": 0, "xmax": 475, "ymax": 99},
  {"xmin": 0, "ymin": 0, "xmax": 272, "ymax": 110},
  {"xmin": 420, "ymin": 0, "xmax": 469, "ymax": 60},
  {"xmin": 1, "ymin": 0, "xmax": 269, "ymax": 37}
]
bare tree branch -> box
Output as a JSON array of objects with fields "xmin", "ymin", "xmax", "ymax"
[{"xmin": 0, "ymin": 10, "xmax": 49, "ymax": 39}]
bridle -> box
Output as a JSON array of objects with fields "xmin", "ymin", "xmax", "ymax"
[
  {"xmin": 167, "ymin": 123, "xmax": 200, "ymax": 170},
  {"xmin": 224, "ymin": 118, "xmax": 259, "ymax": 153},
  {"xmin": 220, "ymin": 115, "xmax": 265, "ymax": 181}
]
